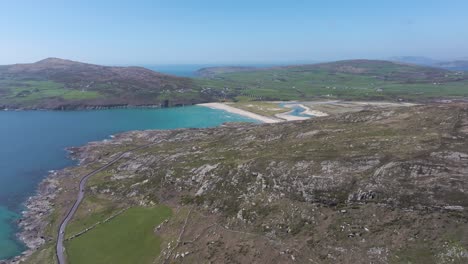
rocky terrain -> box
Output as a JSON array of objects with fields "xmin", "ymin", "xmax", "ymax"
[{"xmin": 20, "ymin": 102, "xmax": 468, "ymax": 263}]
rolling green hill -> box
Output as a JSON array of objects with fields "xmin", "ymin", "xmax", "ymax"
[
  {"xmin": 1, "ymin": 58, "xmax": 468, "ymax": 110},
  {"xmin": 0, "ymin": 58, "xmax": 208, "ymax": 109},
  {"xmin": 196, "ymin": 60, "xmax": 468, "ymax": 101}
]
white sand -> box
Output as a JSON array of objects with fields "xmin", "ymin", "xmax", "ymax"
[
  {"xmin": 298, "ymin": 104, "xmax": 329, "ymax": 117},
  {"xmin": 275, "ymin": 112, "xmax": 310, "ymax": 121},
  {"xmin": 199, "ymin": 102, "xmax": 329, "ymax": 123},
  {"xmin": 198, "ymin": 103, "xmax": 282, "ymax": 123},
  {"xmin": 274, "ymin": 103, "xmax": 328, "ymax": 121}
]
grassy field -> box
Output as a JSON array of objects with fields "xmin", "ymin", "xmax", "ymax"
[
  {"xmin": 66, "ymin": 206, "xmax": 172, "ymax": 264},
  {"xmin": 227, "ymin": 101, "xmax": 288, "ymax": 117},
  {"xmin": 65, "ymin": 195, "xmax": 124, "ymax": 238},
  {"xmin": 1, "ymin": 59, "xmax": 467, "ymax": 109},
  {"xmin": 195, "ymin": 61, "xmax": 468, "ymax": 102},
  {"xmin": 0, "ymin": 80, "xmax": 101, "ymax": 106}
]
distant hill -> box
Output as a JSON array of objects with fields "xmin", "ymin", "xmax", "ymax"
[
  {"xmin": 2, "ymin": 58, "xmax": 468, "ymax": 109},
  {"xmin": 0, "ymin": 58, "xmax": 209, "ymax": 109},
  {"xmin": 288, "ymin": 60, "xmax": 450, "ymax": 81},
  {"xmin": 389, "ymin": 56, "xmax": 468, "ymax": 71},
  {"xmin": 196, "ymin": 59, "xmax": 468, "ymax": 101},
  {"xmin": 388, "ymin": 56, "xmax": 441, "ymax": 66},
  {"xmin": 435, "ymin": 60, "xmax": 468, "ymax": 71}
]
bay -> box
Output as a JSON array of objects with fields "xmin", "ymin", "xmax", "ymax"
[{"xmin": 0, "ymin": 106, "xmax": 255, "ymax": 260}]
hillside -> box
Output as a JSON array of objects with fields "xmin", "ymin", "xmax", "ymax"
[
  {"xmin": 0, "ymin": 58, "xmax": 209, "ymax": 109},
  {"xmin": 20, "ymin": 103, "xmax": 468, "ymax": 264},
  {"xmin": 196, "ymin": 60, "xmax": 468, "ymax": 101},
  {"xmin": 388, "ymin": 57, "xmax": 468, "ymax": 71},
  {"xmin": 388, "ymin": 56, "xmax": 441, "ymax": 66},
  {"xmin": 2, "ymin": 58, "xmax": 468, "ymax": 110}
]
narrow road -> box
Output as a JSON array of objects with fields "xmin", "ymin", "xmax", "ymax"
[{"xmin": 56, "ymin": 144, "xmax": 153, "ymax": 264}]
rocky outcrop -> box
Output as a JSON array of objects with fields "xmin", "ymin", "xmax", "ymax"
[{"xmin": 17, "ymin": 103, "xmax": 468, "ymax": 263}]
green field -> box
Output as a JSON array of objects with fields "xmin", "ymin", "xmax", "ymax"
[
  {"xmin": 0, "ymin": 80, "xmax": 101, "ymax": 106},
  {"xmin": 1, "ymin": 59, "xmax": 468, "ymax": 109},
  {"xmin": 228, "ymin": 101, "xmax": 288, "ymax": 117},
  {"xmin": 66, "ymin": 206, "xmax": 172, "ymax": 264},
  {"xmin": 65, "ymin": 195, "xmax": 123, "ymax": 238},
  {"xmin": 195, "ymin": 61, "xmax": 468, "ymax": 102}
]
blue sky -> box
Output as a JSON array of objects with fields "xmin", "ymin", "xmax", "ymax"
[{"xmin": 1, "ymin": 0, "xmax": 468, "ymax": 65}]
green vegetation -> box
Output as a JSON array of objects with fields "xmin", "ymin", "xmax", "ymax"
[
  {"xmin": 0, "ymin": 80, "xmax": 101, "ymax": 106},
  {"xmin": 0, "ymin": 58, "xmax": 201, "ymax": 109},
  {"xmin": 196, "ymin": 61, "xmax": 468, "ymax": 102},
  {"xmin": 66, "ymin": 206, "xmax": 172, "ymax": 264},
  {"xmin": 21, "ymin": 103, "xmax": 468, "ymax": 263},
  {"xmin": 65, "ymin": 195, "xmax": 123, "ymax": 238},
  {"xmin": 228, "ymin": 101, "xmax": 288, "ymax": 117},
  {"xmin": 1, "ymin": 59, "xmax": 468, "ymax": 109}
]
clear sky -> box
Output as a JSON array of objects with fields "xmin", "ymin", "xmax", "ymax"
[{"xmin": 1, "ymin": 0, "xmax": 468, "ymax": 65}]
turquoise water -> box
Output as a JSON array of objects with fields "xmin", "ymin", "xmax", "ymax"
[
  {"xmin": 278, "ymin": 103, "xmax": 313, "ymax": 117},
  {"xmin": 0, "ymin": 106, "xmax": 255, "ymax": 260}
]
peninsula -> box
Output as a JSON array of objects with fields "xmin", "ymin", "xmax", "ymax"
[
  {"xmin": 1, "ymin": 58, "xmax": 468, "ymax": 111},
  {"xmin": 13, "ymin": 102, "xmax": 468, "ymax": 264}
]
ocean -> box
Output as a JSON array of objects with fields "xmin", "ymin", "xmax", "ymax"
[
  {"xmin": 144, "ymin": 64, "xmax": 212, "ymax": 77},
  {"xmin": 144, "ymin": 63, "xmax": 285, "ymax": 77},
  {"xmin": 0, "ymin": 106, "xmax": 256, "ymax": 260}
]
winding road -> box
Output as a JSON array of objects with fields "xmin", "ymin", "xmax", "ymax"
[{"xmin": 56, "ymin": 144, "xmax": 153, "ymax": 264}]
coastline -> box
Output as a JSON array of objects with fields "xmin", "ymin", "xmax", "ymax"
[
  {"xmin": 1, "ymin": 145, "xmax": 91, "ymax": 264},
  {"xmin": 1, "ymin": 105, "xmax": 260, "ymax": 263},
  {"xmin": 3, "ymin": 102, "xmax": 320, "ymax": 263},
  {"xmin": 298, "ymin": 104, "xmax": 329, "ymax": 117},
  {"xmin": 274, "ymin": 103, "xmax": 328, "ymax": 121},
  {"xmin": 1, "ymin": 171, "xmax": 61, "ymax": 264},
  {"xmin": 1, "ymin": 104, "xmax": 168, "ymax": 112},
  {"xmin": 199, "ymin": 102, "xmax": 328, "ymax": 123},
  {"xmin": 198, "ymin": 103, "xmax": 282, "ymax": 123}
]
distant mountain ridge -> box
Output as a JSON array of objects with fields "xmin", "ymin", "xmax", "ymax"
[
  {"xmin": 388, "ymin": 56, "xmax": 441, "ymax": 66},
  {"xmin": 1, "ymin": 57, "xmax": 468, "ymax": 110},
  {"xmin": 199, "ymin": 59, "xmax": 452, "ymax": 82},
  {"xmin": 195, "ymin": 59, "xmax": 468, "ymax": 101},
  {"xmin": 388, "ymin": 56, "xmax": 468, "ymax": 71},
  {"xmin": 435, "ymin": 60, "xmax": 468, "ymax": 71},
  {"xmin": 5, "ymin": 57, "xmax": 170, "ymax": 83}
]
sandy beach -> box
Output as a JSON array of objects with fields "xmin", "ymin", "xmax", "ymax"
[
  {"xmin": 199, "ymin": 102, "xmax": 328, "ymax": 123},
  {"xmin": 199, "ymin": 103, "xmax": 282, "ymax": 123},
  {"xmin": 275, "ymin": 112, "xmax": 310, "ymax": 121},
  {"xmin": 298, "ymin": 104, "xmax": 329, "ymax": 117}
]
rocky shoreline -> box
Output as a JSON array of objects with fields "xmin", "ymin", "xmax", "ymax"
[
  {"xmin": 0, "ymin": 136, "xmax": 122, "ymax": 264},
  {"xmin": 0, "ymin": 171, "xmax": 61, "ymax": 264},
  {"xmin": 0, "ymin": 146, "xmax": 88, "ymax": 264},
  {"xmin": 1, "ymin": 104, "xmax": 169, "ymax": 111}
]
